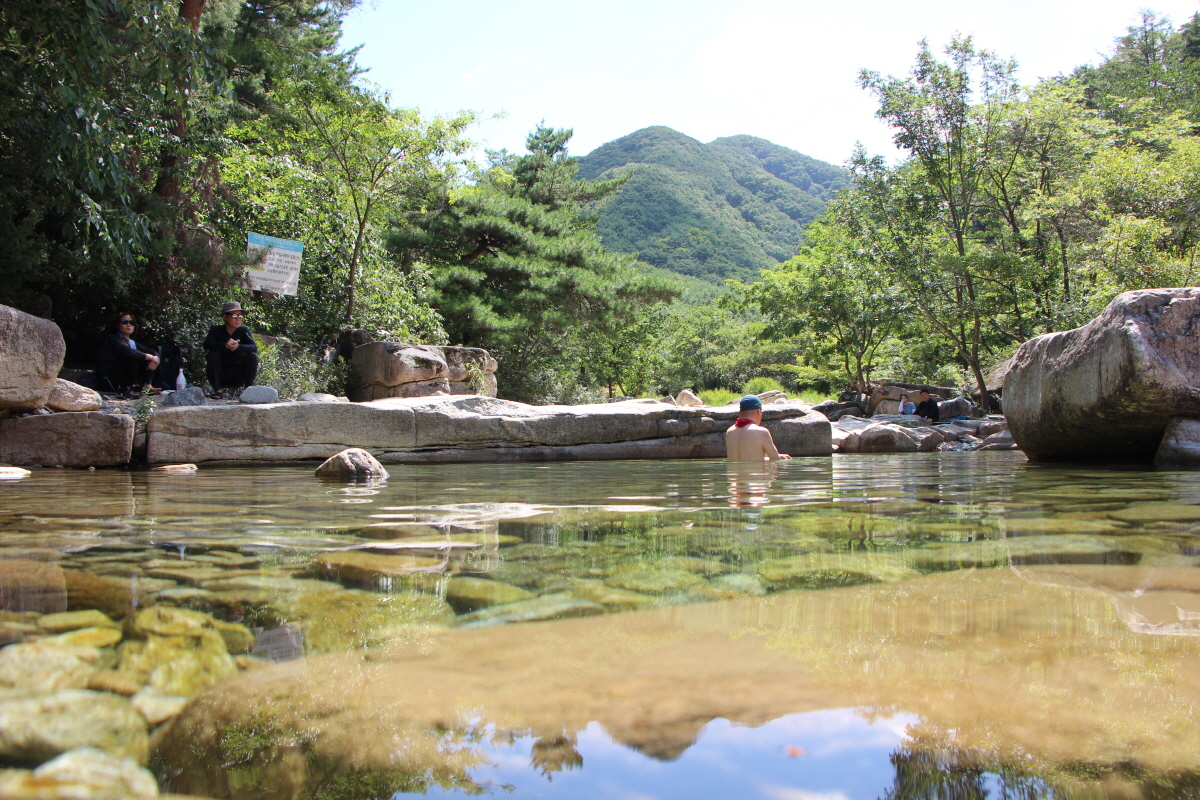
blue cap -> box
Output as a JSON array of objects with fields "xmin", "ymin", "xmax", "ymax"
[{"xmin": 739, "ymin": 395, "xmax": 763, "ymax": 412}]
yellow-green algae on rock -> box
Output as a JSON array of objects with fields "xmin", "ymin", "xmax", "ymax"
[{"xmin": 155, "ymin": 567, "xmax": 1200, "ymax": 797}]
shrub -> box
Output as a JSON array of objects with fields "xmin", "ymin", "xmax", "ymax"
[
  {"xmin": 256, "ymin": 343, "xmax": 351, "ymax": 399},
  {"xmin": 742, "ymin": 376, "xmax": 786, "ymax": 395},
  {"xmin": 698, "ymin": 388, "xmax": 739, "ymax": 406}
]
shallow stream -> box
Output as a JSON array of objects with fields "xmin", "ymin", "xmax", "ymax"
[{"xmin": 4, "ymin": 453, "xmax": 1200, "ymax": 798}]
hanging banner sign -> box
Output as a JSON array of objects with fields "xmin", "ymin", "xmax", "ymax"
[{"xmin": 246, "ymin": 232, "xmax": 303, "ymax": 296}]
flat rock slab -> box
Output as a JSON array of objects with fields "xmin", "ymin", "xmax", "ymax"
[
  {"xmin": 0, "ymin": 412, "xmax": 133, "ymax": 467},
  {"xmin": 1006, "ymin": 288, "xmax": 1200, "ymax": 461},
  {"xmin": 147, "ymin": 396, "xmax": 831, "ymax": 464}
]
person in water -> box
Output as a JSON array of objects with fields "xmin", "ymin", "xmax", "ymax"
[
  {"xmin": 203, "ymin": 301, "xmax": 258, "ymax": 398},
  {"xmin": 95, "ymin": 312, "xmax": 160, "ymax": 396},
  {"xmin": 725, "ymin": 395, "xmax": 792, "ymax": 462}
]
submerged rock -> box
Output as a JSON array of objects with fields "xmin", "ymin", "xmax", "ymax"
[
  {"xmin": 603, "ymin": 568, "xmax": 705, "ymax": 595},
  {"xmin": 456, "ymin": 593, "xmax": 604, "ymax": 628},
  {"xmin": 314, "ymin": 552, "xmax": 449, "ymax": 586},
  {"xmin": 0, "ymin": 690, "xmax": 148, "ymax": 764},
  {"xmin": 38, "ymin": 609, "xmax": 119, "ymax": 634},
  {"xmin": 0, "ymin": 642, "xmax": 96, "ymax": 692},
  {"xmin": 118, "ymin": 607, "xmax": 237, "ymax": 697},
  {"xmin": 0, "ymin": 559, "xmax": 67, "ymax": 615},
  {"xmin": 315, "ymin": 447, "xmax": 389, "ymax": 480},
  {"xmin": 0, "ymin": 746, "xmax": 160, "ymax": 799},
  {"xmin": 445, "ymin": 577, "xmax": 534, "ymax": 613}
]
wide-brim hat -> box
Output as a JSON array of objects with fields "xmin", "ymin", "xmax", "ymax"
[{"xmin": 221, "ymin": 301, "xmax": 243, "ymax": 315}]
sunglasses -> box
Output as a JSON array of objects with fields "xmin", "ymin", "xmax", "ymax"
[
  {"xmin": 119, "ymin": 319, "xmax": 135, "ymax": 325},
  {"xmin": 225, "ymin": 313, "xmax": 244, "ymax": 319}
]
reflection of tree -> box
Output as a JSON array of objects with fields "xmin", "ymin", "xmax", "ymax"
[{"xmin": 530, "ymin": 734, "xmax": 583, "ymax": 779}]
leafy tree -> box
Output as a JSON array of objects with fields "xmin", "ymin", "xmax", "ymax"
[
  {"xmin": 739, "ymin": 219, "xmax": 907, "ymax": 391},
  {"xmin": 389, "ymin": 126, "xmax": 676, "ymax": 401}
]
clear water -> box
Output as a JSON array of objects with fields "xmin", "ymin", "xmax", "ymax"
[{"xmin": 5, "ymin": 452, "xmax": 1200, "ymax": 799}]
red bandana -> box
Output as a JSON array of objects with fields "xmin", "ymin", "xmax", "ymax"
[{"xmin": 734, "ymin": 417, "xmax": 756, "ymax": 427}]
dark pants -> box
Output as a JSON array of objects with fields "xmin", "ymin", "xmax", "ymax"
[
  {"xmin": 98, "ymin": 360, "xmax": 154, "ymax": 394},
  {"xmin": 207, "ymin": 351, "xmax": 259, "ymax": 392}
]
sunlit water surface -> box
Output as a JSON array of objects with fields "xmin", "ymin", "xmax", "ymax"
[{"xmin": 5, "ymin": 453, "xmax": 1200, "ymax": 799}]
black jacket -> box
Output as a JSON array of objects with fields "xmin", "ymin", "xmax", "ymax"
[
  {"xmin": 915, "ymin": 398, "xmax": 940, "ymax": 422},
  {"xmin": 96, "ymin": 333, "xmax": 154, "ymax": 374},
  {"xmin": 203, "ymin": 325, "xmax": 257, "ymax": 362}
]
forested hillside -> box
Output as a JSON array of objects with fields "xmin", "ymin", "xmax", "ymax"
[{"xmin": 576, "ymin": 127, "xmax": 848, "ymax": 283}]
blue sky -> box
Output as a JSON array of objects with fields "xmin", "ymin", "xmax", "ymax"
[{"xmin": 340, "ymin": 0, "xmax": 1200, "ymax": 166}]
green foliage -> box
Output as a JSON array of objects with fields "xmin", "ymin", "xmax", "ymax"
[
  {"xmin": 576, "ymin": 126, "xmax": 848, "ymax": 284},
  {"xmin": 742, "ymin": 377, "xmax": 786, "ymax": 395},
  {"xmin": 699, "ymin": 388, "xmax": 739, "ymax": 407},
  {"xmin": 390, "ymin": 126, "xmax": 677, "ymax": 402},
  {"xmin": 255, "ymin": 343, "xmax": 351, "ymax": 399}
]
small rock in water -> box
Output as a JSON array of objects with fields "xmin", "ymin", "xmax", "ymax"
[
  {"xmin": 0, "ymin": 746, "xmax": 159, "ymax": 800},
  {"xmin": 603, "ymin": 568, "xmax": 706, "ymax": 595},
  {"xmin": 315, "ymin": 448, "xmax": 389, "ymax": 481},
  {"xmin": 48, "ymin": 626, "xmax": 123, "ymax": 649},
  {"xmin": 0, "ymin": 466, "xmax": 31, "ymax": 479},
  {"xmin": 151, "ymin": 463, "xmax": 197, "ymax": 472},
  {"xmin": 38, "ymin": 609, "xmax": 119, "ymax": 634},
  {"xmin": 709, "ymin": 573, "xmax": 768, "ymax": 595},
  {"xmin": 87, "ymin": 670, "xmax": 141, "ymax": 696},
  {"xmin": 131, "ymin": 689, "xmax": 189, "ymax": 725},
  {"xmin": 238, "ymin": 385, "xmax": 279, "ymax": 404},
  {"xmin": 0, "ymin": 641, "xmax": 95, "ymax": 692},
  {"xmin": 0, "ymin": 689, "xmax": 149, "ymax": 764},
  {"xmin": 445, "ymin": 577, "xmax": 534, "ymax": 613},
  {"xmin": 456, "ymin": 592, "xmax": 604, "ymax": 628},
  {"xmin": 161, "ymin": 386, "xmax": 207, "ymax": 407}
]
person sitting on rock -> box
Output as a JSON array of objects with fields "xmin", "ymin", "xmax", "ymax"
[
  {"xmin": 203, "ymin": 301, "xmax": 258, "ymax": 398},
  {"xmin": 898, "ymin": 393, "xmax": 916, "ymax": 415},
  {"xmin": 726, "ymin": 395, "xmax": 792, "ymax": 462},
  {"xmin": 96, "ymin": 312, "xmax": 160, "ymax": 397},
  {"xmin": 915, "ymin": 389, "xmax": 940, "ymax": 424}
]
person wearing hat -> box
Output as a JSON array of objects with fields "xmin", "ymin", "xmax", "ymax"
[
  {"xmin": 725, "ymin": 395, "xmax": 792, "ymax": 462},
  {"xmin": 202, "ymin": 301, "xmax": 258, "ymax": 398}
]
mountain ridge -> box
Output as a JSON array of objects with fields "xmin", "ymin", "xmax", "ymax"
[{"xmin": 577, "ymin": 126, "xmax": 849, "ymax": 283}]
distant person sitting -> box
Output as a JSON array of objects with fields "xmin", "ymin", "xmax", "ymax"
[
  {"xmin": 898, "ymin": 393, "xmax": 916, "ymax": 415},
  {"xmin": 725, "ymin": 395, "xmax": 792, "ymax": 462},
  {"xmin": 914, "ymin": 390, "xmax": 940, "ymax": 424},
  {"xmin": 96, "ymin": 312, "xmax": 159, "ymax": 397},
  {"xmin": 203, "ymin": 301, "xmax": 258, "ymax": 398}
]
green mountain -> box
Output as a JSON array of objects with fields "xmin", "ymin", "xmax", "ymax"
[{"xmin": 577, "ymin": 126, "xmax": 849, "ymax": 284}]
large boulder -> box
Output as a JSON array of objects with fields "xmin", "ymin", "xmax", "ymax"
[
  {"xmin": 0, "ymin": 304, "xmax": 65, "ymax": 410},
  {"xmin": 146, "ymin": 396, "xmax": 832, "ymax": 463},
  {"xmin": 1005, "ymin": 289, "xmax": 1200, "ymax": 461},
  {"xmin": 0, "ymin": 412, "xmax": 134, "ymax": 467},
  {"xmin": 352, "ymin": 343, "xmax": 498, "ymax": 401}
]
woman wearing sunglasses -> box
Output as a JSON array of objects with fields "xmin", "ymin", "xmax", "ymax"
[{"xmin": 95, "ymin": 312, "xmax": 160, "ymax": 397}]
